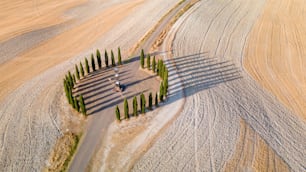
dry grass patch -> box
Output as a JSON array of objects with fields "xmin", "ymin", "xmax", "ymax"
[{"xmin": 44, "ymin": 132, "xmax": 81, "ymax": 172}]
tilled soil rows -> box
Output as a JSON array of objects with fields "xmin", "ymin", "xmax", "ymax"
[{"xmin": 133, "ymin": 0, "xmax": 306, "ymax": 171}]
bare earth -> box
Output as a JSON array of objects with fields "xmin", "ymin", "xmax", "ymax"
[
  {"xmin": 0, "ymin": 0, "xmax": 180, "ymax": 171},
  {"xmin": 1, "ymin": 0, "xmax": 305, "ymax": 171},
  {"xmin": 244, "ymin": 0, "xmax": 306, "ymax": 120},
  {"xmin": 133, "ymin": 0, "xmax": 305, "ymax": 171}
]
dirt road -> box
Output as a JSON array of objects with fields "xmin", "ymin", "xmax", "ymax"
[{"xmin": 133, "ymin": 0, "xmax": 306, "ymax": 171}]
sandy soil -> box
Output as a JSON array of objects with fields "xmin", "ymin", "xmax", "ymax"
[
  {"xmin": 0, "ymin": 0, "xmax": 145, "ymax": 101},
  {"xmin": 0, "ymin": 0, "xmax": 86, "ymax": 42},
  {"xmin": 133, "ymin": 0, "xmax": 306, "ymax": 171},
  {"xmin": 244, "ymin": 0, "xmax": 306, "ymax": 120},
  {"xmin": 224, "ymin": 120, "xmax": 289, "ymax": 172},
  {"xmin": 1, "ymin": 0, "xmax": 305, "ymax": 171},
  {"xmin": 0, "ymin": 0, "xmax": 181, "ymax": 171},
  {"xmin": 0, "ymin": 0, "xmax": 138, "ymax": 65}
]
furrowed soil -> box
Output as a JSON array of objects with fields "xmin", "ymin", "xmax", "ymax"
[
  {"xmin": 244, "ymin": 0, "xmax": 306, "ymax": 120},
  {"xmin": 132, "ymin": 0, "xmax": 306, "ymax": 171},
  {"xmin": 1, "ymin": 0, "xmax": 305, "ymax": 171},
  {"xmin": 0, "ymin": 0, "xmax": 181, "ymax": 171}
]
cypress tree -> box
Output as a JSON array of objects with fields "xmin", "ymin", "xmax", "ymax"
[
  {"xmin": 64, "ymin": 79, "xmax": 73, "ymax": 104},
  {"xmin": 68, "ymin": 71, "xmax": 74, "ymax": 88},
  {"xmin": 141, "ymin": 93, "xmax": 146, "ymax": 114},
  {"xmin": 148, "ymin": 92, "xmax": 153, "ymax": 110},
  {"xmin": 143, "ymin": 94, "xmax": 146, "ymax": 112},
  {"xmin": 75, "ymin": 65, "xmax": 80, "ymax": 81},
  {"xmin": 118, "ymin": 47, "xmax": 122, "ymax": 65},
  {"xmin": 124, "ymin": 98, "xmax": 129, "ymax": 119},
  {"xmin": 85, "ymin": 58, "xmax": 89, "ymax": 75},
  {"xmin": 139, "ymin": 95, "xmax": 142, "ymax": 114},
  {"xmin": 79, "ymin": 95, "xmax": 87, "ymax": 116},
  {"xmin": 155, "ymin": 92, "xmax": 158, "ymax": 107},
  {"xmin": 77, "ymin": 97, "xmax": 81, "ymax": 112},
  {"xmin": 159, "ymin": 61, "xmax": 164, "ymax": 78},
  {"xmin": 157, "ymin": 60, "xmax": 160, "ymax": 75},
  {"xmin": 133, "ymin": 96, "xmax": 138, "ymax": 117},
  {"xmin": 162, "ymin": 64, "xmax": 166, "ymax": 79},
  {"xmin": 159, "ymin": 82, "xmax": 164, "ymax": 102},
  {"xmin": 74, "ymin": 97, "xmax": 80, "ymax": 112},
  {"xmin": 140, "ymin": 49, "xmax": 145, "ymax": 69},
  {"xmin": 146, "ymin": 54, "xmax": 151, "ymax": 70},
  {"xmin": 64, "ymin": 80, "xmax": 68, "ymax": 95},
  {"xmin": 96, "ymin": 49, "xmax": 102, "ymax": 69},
  {"xmin": 152, "ymin": 56, "xmax": 156, "ymax": 73},
  {"xmin": 68, "ymin": 71, "xmax": 72, "ymax": 80},
  {"xmin": 72, "ymin": 96, "xmax": 76, "ymax": 109},
  {"xmin": 91, "ymin": 54, "xmax": 96, "ymax": 72},
  {"xmin": 115, "ymin": 105, "xmax": 121, "ymax": 122},
  {"xmin": 111, "ymin": 50, "xmax": 115, "ymax": 67},
  {"xmin": 163, "ymin": 68, "xmax": 168, "ymax": 81},
  {"xmin": 80, "ymin": 62, "xmax": 84, "ymax": 77},
  {"xmin": 65, "ymin": 75, "xmax": 70, "ymax": 88},
  {"xmin": 68, "ymin": 89, "xmax": 73, "ymax": 105},
  {"xmin": 65, "ymin": 75, "xmax": 69, "ymax": 85},
  {"xmin": 64, "ymin": 80, "xmax": 70, "ymax": 102},
  {"xmin": 105, "ymin": 50, "xmax": 109, "ymax": 67},
  {"xmin": 164, "ymin": 78, "xmax": 168, "ymax": 97},
  {"xmin": 163, "ymin": 69, "xmax": 169, "ymax": 96},
  {"xmin": 72, "ymin": 74, "xmax": 76, "ymax": 86}
]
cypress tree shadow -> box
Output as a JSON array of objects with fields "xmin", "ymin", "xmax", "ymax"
[
  {"xmin": 86, "ymin": 89, "xmax": 149, "ymax": 115},
  {"xmin": 164, "ymin": 53, "xmax": 242, "ymax": 104}
]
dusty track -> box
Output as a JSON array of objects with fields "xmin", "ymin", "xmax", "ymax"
[
  {"xmin": 0, "ymin": 0, "xmax": 181, "ymax": 171},
  {"xmin": 133, "ymin": 0, "xmax": 306, "ymax": 171},
  {"xmin": 244, "ymin": 0, "xmax": 306, "ymax": 120}
]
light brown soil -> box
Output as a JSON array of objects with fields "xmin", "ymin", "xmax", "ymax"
[
  {"xmin": 2, "ymin": 0, "xmax": 305, "ymax": 171},
  {"xmin": 0, "ymin": 0, "xmax": 144, "ymax": 101},
  {"xmin": 0, "ymin": 0, "xmax": 182, "ymax": 171},
  {"xmin": 0, "ymin": 0, "xmax": 86, "ymax": 42},
  {"xmin": 224, "ymin": 120, "xmax": 289, "ymax": 172},
  {"xmin": 244, "ymin": 0, "xmax": 306, "ymax": 120},
  {"xmin": 133, "ymin": 0, "xmax": 306, "ymax": 171}
]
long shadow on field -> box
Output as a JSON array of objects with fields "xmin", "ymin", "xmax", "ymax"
[{"xmin": 165, "ymin": 53, "xmax": 242, "ymax": 102}]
